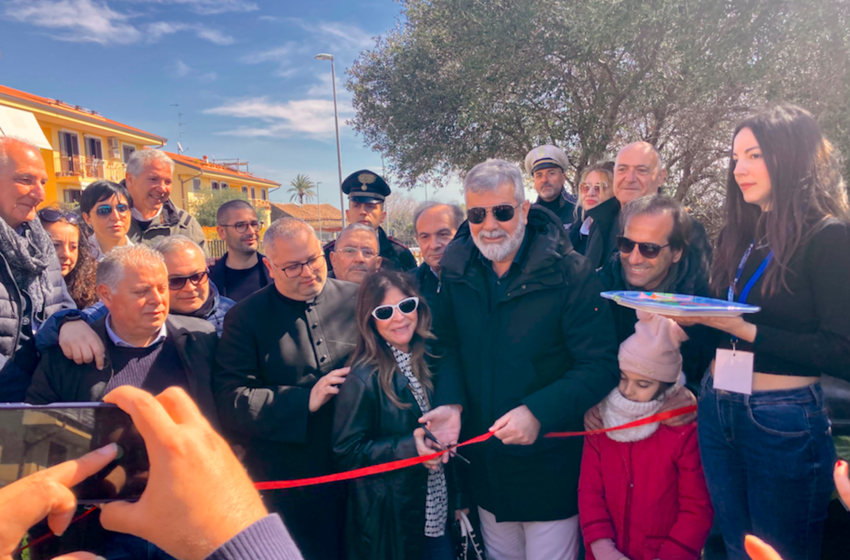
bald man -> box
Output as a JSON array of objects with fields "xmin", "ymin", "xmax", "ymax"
[
  {"xmin": 0, "ymin": 137, "xmax": 74, "ymax": 401},
  {"xmin": 585, "ymin": 142, "xmax": 712, "ymax": 279}
]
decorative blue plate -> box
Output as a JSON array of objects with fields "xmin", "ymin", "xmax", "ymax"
[{"xmin": 600, "ymin": 291, "xmax": 761, "ymax": 317}]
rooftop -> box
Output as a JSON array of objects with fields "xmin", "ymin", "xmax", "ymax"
[{"xmin": 166, "ymin": 151, "xmax": 281, "ymax": 187}]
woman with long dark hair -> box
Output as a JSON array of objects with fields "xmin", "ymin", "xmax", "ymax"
[
  {"xmin": 673, "ymin": 105, "xmax": 850, "ymax": 559},
  {"xmin": 332, "ymin": 270, "xmax": 453, "ymax": 560},
  {"xmin": 38, "ymin": 208, "xmax": 98, "ymax": 309}
]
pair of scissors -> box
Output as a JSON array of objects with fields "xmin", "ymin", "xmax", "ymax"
[{"xmin": 422, "ymin": 426, "xmax": 470, "ymax": 464}]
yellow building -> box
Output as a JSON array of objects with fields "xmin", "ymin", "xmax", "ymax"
[
  {"xmin": 168, "ymin": 152, "xmax": 280, "ymax": 212},
  {"xmin": 0, "ymin": 84, "xmax": 166, "ymax": 206}
]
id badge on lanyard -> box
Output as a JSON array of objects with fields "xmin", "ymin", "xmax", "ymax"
[{"xmin": 714, "ymin": 243, "xmax": 774, "ymax": 395}]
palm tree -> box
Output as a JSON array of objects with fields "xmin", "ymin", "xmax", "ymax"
[{"xmin": 288, "ymin": 174, "xmax": 317, "ymax": 204}]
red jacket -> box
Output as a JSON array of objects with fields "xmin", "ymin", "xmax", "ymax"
[{"xmin": 578, "ymin": 423, "xmax": 713, "ymax": 560}]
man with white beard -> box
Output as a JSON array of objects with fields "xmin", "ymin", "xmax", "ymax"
[{"xmin": 421, "ymin": 159, "xmax": 619, "ymax": 560}]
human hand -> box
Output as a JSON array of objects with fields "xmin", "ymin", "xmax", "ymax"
[
  {"xmin": 59, "ymin": 321, "xmax": 106, "ymax": 369},
  {"xmin": 584, "ymin": 404, "xmax": 603, "ymax": 431},
  {"xmin": 419, "ymin": 405, "xmax": 462, "ymax": 464},
  {"xmin": 658, "ymin": 385, "xmax": 697, "ymax": 426},
  {"xmin": 0, "ymin": 443, "xmax": 117, "ymax": 560},
  {"xmin": 454, "ymin": 508, "xmax": 470, "ymax": 522},
  {"xmin": 745, "ymin": 535, "xmax": 783, "ymax": 560},
  {"xmin": 413, "ymin": 428, "xmax": 443, "ymax": 470},
  {"xmin": 308, "ymin": 367, "xmax": 351, "ymax": 413},
  {"xmin": 835, "ymin": 459, "xmax": 850, "ymax": 507},
  {"xmin": 205, "ymin": 257, "xmax": 219, "ymax": 268},
  {"xmin": 99, "ymin": 386, "xmax": 268, "ymax": 560},
  {"xmin": 490, "ymin": 405, "xmax": 541, "ymax": 445},
  {"xmin": 664, "ymin": 314, "xmax": 757, "ymax": 343}
]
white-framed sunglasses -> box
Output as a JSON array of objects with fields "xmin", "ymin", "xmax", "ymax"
[{"xmin": 371, "ymin": 296, "xmax": 420, "ymax": 321}]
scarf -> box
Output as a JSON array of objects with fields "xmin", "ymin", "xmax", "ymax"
[
  {"xmin": 0, "ymin": 218, "xmax": 55, "ymax": 319},
  {"xmin": 599, "ymin": 384, "xmax": 680, "ymax": 443}
]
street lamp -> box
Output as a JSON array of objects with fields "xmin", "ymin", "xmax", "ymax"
[
  {"xmin": 315, "ymin": 181, "xmax": 322, "ymax": 241},
  {"xmin": 315, "ymin": 53, "xmax": 346, "ymax": 228}
]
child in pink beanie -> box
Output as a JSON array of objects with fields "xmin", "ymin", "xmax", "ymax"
[{"xmin": 578, "ymin": 311, "xmax": 714, "ymax": 560}]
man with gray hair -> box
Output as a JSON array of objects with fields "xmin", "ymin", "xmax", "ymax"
[
  {"xmin": 328, "ymin": 222, "xmax": 381, "ymax": 283},
  {"xmin": 213, "ymin": 216, "xmax": 357, "ymax": 560},
  {"xmin": 125, "ymin": 149, "xmax": 206, "ymax": 251},
  {"xmin": 27, "ymin": 243, "xmax": 220, "ymax": 559},
  {"xmin": 0, "ymin": 137, "xmax": 74, "ymax": 402},
  {"xmin": 422, "ymin": 159, "xmax": 619, "ymax": 560},
  {"xmin": 411, "ymin": 201, "xmax": 464, "ymax": 309}
]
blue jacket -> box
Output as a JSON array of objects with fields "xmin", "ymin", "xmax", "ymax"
[{"xmin": 36, "ymin": 282, "xmax": 235, "ymax": 352}]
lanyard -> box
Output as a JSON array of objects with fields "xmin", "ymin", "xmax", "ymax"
[{"xmin": 728, "ymin": 242, "xmax": 774, "ymax": 304}]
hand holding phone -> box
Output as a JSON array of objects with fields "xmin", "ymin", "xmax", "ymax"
[
  {"xmin": 0, "ymin": 443, "xmax": 117, "ymax": 559},
  {"xmin": 99, "ymin": 386, "xmax": 269, "ymax": 560}
]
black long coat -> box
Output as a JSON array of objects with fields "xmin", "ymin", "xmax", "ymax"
[
  {"xmin": 332, "ymin": 363, "xmax": 432, "ymax": 560},
  {"xmin": 569, "ymin": 196, "xmax": 621, "ymax": 269},
  {"xmin": 432, "ymin": 206, "xmax": 619, "ymax": 522},
  {"xmin": 212, "ymin": 279, "xmax": 359, "ymax": 560}
]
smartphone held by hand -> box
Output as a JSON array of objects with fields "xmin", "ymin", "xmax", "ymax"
[{"xmin": 0, "ymin": 402, "xmax": 147, "ymax": 503}]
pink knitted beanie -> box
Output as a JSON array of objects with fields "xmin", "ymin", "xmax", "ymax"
[{"xmin": 618, "ymin": 310, "xmax": 689, "ymax": 383}]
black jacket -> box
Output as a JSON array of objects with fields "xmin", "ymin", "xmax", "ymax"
[
  {"xmin": 432, "ymin": 206, "xmax": 619, "ymax": 522},
  {"xmin": 325, "ymin": 226, "xmax": 417, "ymax": 273},
  {"xmin": 332, "ymin": 363, "xmax": 432, "ymax": 560},
  {"xmin": 209, "ymin": 252, "xmax": 272, "ymax": 302},
  {"xmin": 26, "ymin": 315, "xmax": 220, "ymax": 426},
  {"xmin": 410, "ymin": 262, "xmax": 442, "ymax": 313},
  {"xmin": 535, "ymin": 189, "xmax": 577, "ymax": 228},
  {"xmin": 128, "ymin": 199, "xmax": 207, "ymax": 253},
  {"xmin": 568, "ymin": 196, "xmax": 621, "ymax": 270}
]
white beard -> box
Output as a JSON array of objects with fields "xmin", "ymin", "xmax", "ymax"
[{"xmin": 473, "ymin": 213, "xmax": 527, "ymax": 262}]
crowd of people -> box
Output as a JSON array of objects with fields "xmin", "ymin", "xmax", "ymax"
[{"xmin": 0, "ymin": 103, "xmax": 848, "ymax": 560}]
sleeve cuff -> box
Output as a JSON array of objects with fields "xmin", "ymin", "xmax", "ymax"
[{"xmin": 204, "ymin": 514, "xmax": 304, "ymax": 560}]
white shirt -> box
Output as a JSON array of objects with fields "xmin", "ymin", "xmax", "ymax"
[{"xmin": 105, "ymin": 314, "xmax": 167, "ymax": 348}]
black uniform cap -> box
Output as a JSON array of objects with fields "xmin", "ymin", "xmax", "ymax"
[{"xmin": 341, "ymin": 170, "xmax": 391, "ymax": 204}]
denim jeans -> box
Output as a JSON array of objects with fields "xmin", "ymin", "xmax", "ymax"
[
  {"xmin": 101, "ymin": 534, "xmax": 177, "ymax": 560},
  {"xmin": 422, "ymin": 530, "xmax": 455, "ymax": 560},
  {"xmin": 698, "ymin": 372, "xmax": 836, "ymax": 560}
]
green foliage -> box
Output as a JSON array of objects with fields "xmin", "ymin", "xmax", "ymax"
[
  {"xmin": 188, "ymin": 188, "xmax": 249, "ymax": 227},
  {"xmin": 348, "ymin": 0, "xmax": 850, "ymax": 235},
  {"xmin": 288, "ymin": 174, "xmax": 317, "ymax": 204}
]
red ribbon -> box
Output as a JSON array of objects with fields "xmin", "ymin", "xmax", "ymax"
[{"xmin": 253, "ymin": 405, "xmax": 697, "ymax": 491}]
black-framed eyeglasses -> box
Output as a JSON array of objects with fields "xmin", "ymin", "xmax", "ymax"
[
  {"xmin": 220, "ymin": 221, "xmax": 263, "ymax": 234},
  {"xmin": 617, "ymin": 236, "xmax": 670, "ymax": 259},
  {"xmin": 38, "ymin": 209, "xmax": 81, "ymax": 225},
  {"xmin": 337, "ymin": 247, "xmax": 378, "ymax": 259},
  {"xmin": 278, "ymin": 254, "xmax": 325, "ymax": 278},
  {"xmin": 95, "ymin": 203, "xmax": 130, "ymax": 217},
  {"xmin": 466, "ymin": 203, "xmax": 521, "ymax": 225},
  {"xmin": 371, "ymin": 296, "xmax": 419, "ymax": 321},
  {"xmin": 168, "ymin": 270, "xmax": 209, "ymax": 290}
]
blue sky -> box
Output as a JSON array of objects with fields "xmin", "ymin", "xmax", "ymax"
[{"xmin": 0, "ymin": 0, "xmax": 462, "ymax": 209}]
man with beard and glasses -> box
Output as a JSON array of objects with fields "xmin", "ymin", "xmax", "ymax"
[
  {"xmin": 124, "ymin": 150, "xmax": 206, "ymax": 253},
  {"xmin": 411, "ymin": 201, "xmax": 464, "ymax": 310},
  {"xmin": 328, "ymin": 223, "xmax": 381, "ymax": 284},
  {"xmin": 524, "ymin": 145, "xmax": 578, "ymax": 228},
  {"xmin": 210, "ymin": 200, "xmax": 272, "ymax": 302},
  {"xmin": 421, "ymin": 159, "xmax": 619, "ymax": 560}
]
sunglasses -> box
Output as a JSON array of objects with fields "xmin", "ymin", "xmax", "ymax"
[
  {"xmin": 221, "ymin": 220, "xmax": 263, "ymax": 234},
  {"xmin": 39, "ymin": 209, "xmax": 81, "ymax": 225},
  {"xmin": 371, "ymin": 296, "xmax": 419, "ymax": 321},
  {"xmin": 168, "ymin": 270, "xmax": 209, "ymax": 290},
  {"xmin": 617, "ymin": 236, "xmax": 670, "ymax": 259},
  {"xmin": 95, "ymin": 204, "xmax": 130, "ymax": 217},
  {"xmin": 579, "ymin": 182, "xmax": 609, "ymax": 195},
  {"xmin": 466, "ymin": 203, "xmax": 521, "ymax": 225}
]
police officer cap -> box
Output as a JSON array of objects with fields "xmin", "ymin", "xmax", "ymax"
[
  {"xmin": 524, "ymin": 145, "xmax": 570, "ymax": 175},
  {"xmin": 341, "ymin": 170, "xmax": 391, "ymax": 204}
]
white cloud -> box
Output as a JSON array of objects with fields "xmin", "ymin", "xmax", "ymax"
[
  {"xmin": 240, "ymin": 42, "xmax": 304, "ymax": 77},
  {"xmin": 119, "ymin": 0, "xmax": 258, "ymax": 15},
  {"xmin": 174, "ymin": 59, "xmax": 192, "ymax": 77},
  {"xmin": 204, "ymin": 96, "xmax": 354, "ymax": 138},
  {"xmin": 288, "ymin": 18, "xmax": 375, "ymax": 52},
  {"xmin": 4, "ymin": 0, "xmax": 235, "ymax": 45}
]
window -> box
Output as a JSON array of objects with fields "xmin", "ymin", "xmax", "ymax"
[
  {"xmin": 261, "ymin": 188, "xmax": 267, "ymax": 201},
  {"xmin": 122, "ymin": 144, "xmax": 136, "ymax": 163},
  {"xmin": 241, "ymin": 185, "xmax": 248, "ymax": 194},
  {"xmin": 85, "ymin": 136, "xmax": 103, "ymax": 161},
  {"xmin": 63, "ymin": 189, "xmax": 82, "ymax": 204},
  {"xmin": 221, "ymin": 182, "xmax": 228, "ymax": 190},
  {"xmin": 211, "ymin": 181, "xmax": 220, "ymax": 190},
  {"xmin": 58, "ymin": 131, "xmax": 80, "ymax": 175},
  {"xmin": 193, "ymin": 178, "xmax": 201, "ymax": 192},
  {"xmin": 251, "ymin": 187, "xmax": 256, "ymax": 199}
]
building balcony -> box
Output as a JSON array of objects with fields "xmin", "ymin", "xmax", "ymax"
[{"xmin": 55, "ymin": 155, "xmax": 126, "ymax": 183}]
